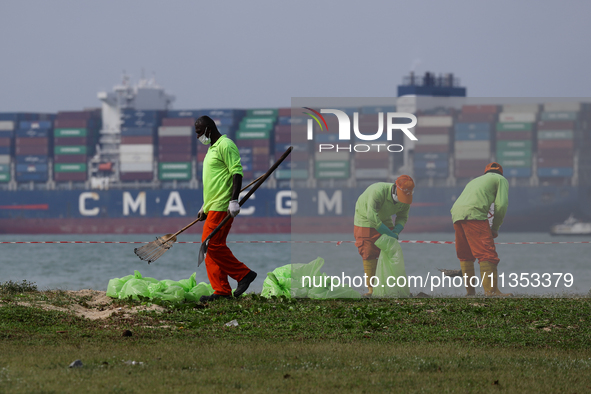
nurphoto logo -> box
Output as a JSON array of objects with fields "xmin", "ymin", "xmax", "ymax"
[{"xmin": 303, "ymin": 107, "xmax": 418, "ymax": 153}]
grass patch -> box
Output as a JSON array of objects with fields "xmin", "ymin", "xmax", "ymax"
[{"xmin": 1, "ymin": 292, "xmax": 591, "ymax": 392}]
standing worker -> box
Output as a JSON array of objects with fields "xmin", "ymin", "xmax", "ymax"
[
  {"xmin": 451, "ymin": 162, "xmax": 511, "ymax": 297},
  {"xmin": 353, "ymin": 176, "xmax": 415, "ymax": 296},
  {"xmin": 195, "ymin": 116, "xmax": 257, "ymax": 302}
]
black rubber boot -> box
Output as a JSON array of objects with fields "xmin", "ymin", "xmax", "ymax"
[
  {"xmin": 199, "ymin": 293, "xmax": 232, "ymax": 303},
  {"xmin": 234, "ymin": 271, "xmax": 257, "ymax": 297}
]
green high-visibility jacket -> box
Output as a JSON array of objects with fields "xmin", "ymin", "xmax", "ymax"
[
  {"xmin": 354, "ymin": 182, "xmax": 410, "ymax": 229},
  {"xmin": 451, "ymin": 173, "xmax": 509, "ymax": 231}
]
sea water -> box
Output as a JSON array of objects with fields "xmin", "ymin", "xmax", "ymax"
[{"xmin": 1, "ymin": 232, "xmax": 589, "ymax": 297}]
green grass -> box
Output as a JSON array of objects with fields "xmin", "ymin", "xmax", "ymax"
[{"xmin": 1, "ymin": 293, "xmax": 591, "ymax": 392}]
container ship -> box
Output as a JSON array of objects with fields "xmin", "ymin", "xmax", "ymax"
[{"xmin": 0, "ymin": 73, "xmax": 590, "ymax": 234}]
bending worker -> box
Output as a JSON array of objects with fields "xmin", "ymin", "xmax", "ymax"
[
  {"xmin": 353, "ymin": 176, "xmax": 415, "ymax": 296},
  {"xmin": 451, "ymin": 162, "xmax": 511, "ymax": 297},
  {"xmin": 195, "ymin": 116, "xmax": 257, "ymax": 302}
]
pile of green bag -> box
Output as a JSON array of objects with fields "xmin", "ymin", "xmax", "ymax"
[
  {"xmin": 261, "ymin": 257, "xmax": 361, "ymax": 299},
  {"xmin": 106, "ymin": 270, "xmax": 214, "ymax": 302},
  {"xmin": 372, "ymin": 234, "xmax": 410, "ymax": 297}
]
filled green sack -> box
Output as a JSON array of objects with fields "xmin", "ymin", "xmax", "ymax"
[
  {"xmin": 186, "ymin": 283, "xmax": 214, "ymax": 302},
  {"xmin": 372, "ymin": 234, "xmax": 410, "ymax": 297}
]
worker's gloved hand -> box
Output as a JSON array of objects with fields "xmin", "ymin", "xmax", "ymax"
[
  {"xmin": 377, "ymin": 223, "xmax": 399, "ymax": 239},
  {"xmin": 393, "ymin": 224, "xmax": 404, "ymax": 239},
  {"xmin": 197, "ymin": 205, "xmax": 207, "ymax": 221},
  {"xmin": 491, "ymin": 229, "xmax": 499, "ymax": 238},
  {"xmin": 228, "ymin": 200, "xmax": 240, "ymax": 218}
]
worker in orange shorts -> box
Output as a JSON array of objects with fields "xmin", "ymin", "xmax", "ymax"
[
  {"xmin": 451, "ymin": 162, "xmax": 511, "ymax": 297},
  {"xmin": 195, "ymin": 116, "xmax": 257, "ymax": 302},
  {"xmin": 353, "ymin": 176, "xmax": 415, "ymax": 296}
]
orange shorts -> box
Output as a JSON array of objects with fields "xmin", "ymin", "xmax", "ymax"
[
  {"xmin": 454, "ymin": 219, "xmax": 500, "ymax": 265},
  {"xmin": 353, "ymin": 225, "xmax": 393, "ymax": 260}
]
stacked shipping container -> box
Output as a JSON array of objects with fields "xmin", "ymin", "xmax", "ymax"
[
  {"xmin": 119, "ymin": 109, "xmax": 164, "ymax": 181},
  {"xmin": 53, "ymin": 110, "xmax": 101, "ymax": 182},
  {"xmin": 276, "ymin": 108, "xmax": 309, "ymax": 180},
  {"xmin": 0, "ymin": 116, "xmax": 15, "ymax": 183},
  {"xmin": 414, "ymin": 114, "xmax": 453, "ymax": 179},
  {"xmin": 537, "ymin": 102, "xmax": 579, "ymax": 178},
  {"xmin": 235, "ymin": 109, "xmax": 276, "ymax": 181},
  {"xmin": 354, "ymin": 106, "xmax": 397, "ymax": 180},
  {"xmin": 15, "ymin": 120, "xmax": 53, "ymax": 182}
]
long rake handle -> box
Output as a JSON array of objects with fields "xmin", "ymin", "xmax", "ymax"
[
  {"xmin": 162, "ymin": 174, "xmax": 266, "ymax": 243},
  {"xmin": 202, "ymin": 146, "xmax": 293, "ymax": 247}
]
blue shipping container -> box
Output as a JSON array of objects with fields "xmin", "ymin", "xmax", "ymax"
[
  {"xmin": 0, "ymin": 131, "xmax": 13, "ymax": 138},
  {"xmin": 19, "ymin": 121, "xmax": 52, "ymax": 130},
  {"xmin": 454, "ymin": 130, "xmax": 491, "ymax": 141},
  {"xmin": 361, "ymin": 106, "xmax": 396, "ymax": 114},
  {"xmin": 454, "ymin": 123, "xmax": 491, "ymax": 133},
  {"xmin": 0, "ymin": 147, "xmax": 10, "ymax": 155},
  {"xmin": 278, "ymin": 117, "xmax": 307, "ymax": 126},
  {"xmin": 15, "ymin": 172, "xmax": 48, "ymax": 182},
  {"xmin": 413, "ymin": 160, "xmax": 448, "ymax": 169},
  {"xmin": 279, "ymin": 160, "xmax": 309, "ymax": 171},
  {"xmin": 537, "ymin": 167, "xmax": 574, "ymax": 177},
  {"xmin": 414, "ymin": 168, "xmax": 448, "ymax": 178},
  {"xmin": 16, "ymin": 155, "xmax": 48, "ymax": 164},
  {"xmin": 16, "ymin": 163, "xmax": 49, "ymax": 172},
  {"xmin": 504, "ymin": 167, "xmax": 532, "ymax": 177},
  {"xmin": 201, "ymin": 109, "xmax": 244, "ymax": 118},
  {"xmin": 414, "ymin": 152, "xmax": 449, "ymax": 161},
  {"xmin": 167, "ymin": 110, "xmax": 201, "ymax": 118},
  {"xmin": 16, "ymin": 129, "xmax": 50, "ymax": 138}
]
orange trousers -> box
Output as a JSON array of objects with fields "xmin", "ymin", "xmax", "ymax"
[
  {"xmin": 202, "ymin": 211, "xmax": 251, "ymax": 295},
  {"xmin": 354, "ymin": 225, "xmax": 394, "ymax": 260},
  {"xmin": 453, "ymin": 219, "xmax": 500, "ymax": 265}
]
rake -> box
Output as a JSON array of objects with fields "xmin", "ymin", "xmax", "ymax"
[
  {"xmin": 134, "ymin": 174, "xmax": 265, "ymax": 264},
  {"xmin": 198, "ymin": 146, "xmax": 292, "ymax": 267}
]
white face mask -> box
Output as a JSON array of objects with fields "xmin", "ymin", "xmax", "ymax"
[
  {"xmin": 392, "ymin": 187, "xmax": 399, "ymax": 203},
  {"xmin": 198, "ymin": 127, "xmax": 211, "ymax": 145}
]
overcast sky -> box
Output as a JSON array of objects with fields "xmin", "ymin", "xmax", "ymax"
[{"xmin": 0, "ymin": 0, "xmax": 589, "ymax": 113}]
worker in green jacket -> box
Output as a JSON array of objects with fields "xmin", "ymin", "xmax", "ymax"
[
  {"xmin": 451, "ymin": 162, "xmax": 511, "ymax": 296},
  {"xmin": 354, "ymin": 176, "xmax": 415, "ymax": 296}
]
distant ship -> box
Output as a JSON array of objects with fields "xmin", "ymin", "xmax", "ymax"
[
  {"xmin": 550, "ymin": 214, "xmax": 591, "ymax": 236},
  {"xmin": 0, "ymin": 72, "xmax": 590, "ymax": 234}
]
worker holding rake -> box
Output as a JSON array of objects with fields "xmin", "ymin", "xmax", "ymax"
[
  {"xmin": 353, "ymin": 176, "xmax": 415, "ymax": 296},
  {"xmin": 195, "ymin": 116, "xmax": 257, "ymax": 302},
  {"xmin": 451, "ymin": 162, "xmax": 511, "ymax": 297}
]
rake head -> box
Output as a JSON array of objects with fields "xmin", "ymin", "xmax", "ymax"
[
  {"xmin": 197, "ymin": 240, "xmax": 209, "ymax": 267},
  {"xmin": 134, "ymin": 234, "xmax": 177, "ymax": 264}
]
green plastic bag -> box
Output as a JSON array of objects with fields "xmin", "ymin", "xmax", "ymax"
[
  {"xmin": 119, "ymin": 278, "xmax": 151, "ymax": 300},
  {"xmin": 186, "ymin": 283, "xmax": 214, "ymax": 302},
  {"xmin": 106, "ymin": 274, "xmax": 134, "ymax": 298},
  {"xmin": 177, "ymin": 273, "xmax": 197, "ymax": 292},
  {"xmin": 152, "ymin": 285, "xmax": 185, "ymax": 302},
  {"xmin": 372, "ymin": 234, "xmax": 410, "ymax": 297}
]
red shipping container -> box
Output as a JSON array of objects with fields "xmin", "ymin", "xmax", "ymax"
[
  {"xmin": 121, "ymin": 136, "xmax": 153, "ymax": 144},
  {"xmin": 0, "ymin": 138, "xmax": 10, "ymax": 146},
  {"xmin": 287, "ymin": 151, "xmax": 310, "ymax": 161},
  {"xmin": 414, "ymin": 127, "xmax": 451, "ymax": 135},
  {"xmin": 56, "ymin": 111, "xmax": 93, "ymax": 120},
  {"xmin": 236, "ymin": 139, "xmax": 270, "ymax": 148},
  {"xmin": 159, "ymin": 153, "xmax": 192, "ymax": 162},
  {"xmin": 356, "ymin": 151, "xmax": 389, "ymax": 160},
  {"xmin": 457, "ymin": 113, "xmax": 497, "ymax": 123},
  {"xmin": 496, "ymin": 131, "xmax": 532, "ymax": 140},
  {"xmin": 278, "ymin": 108, "xmax": 291, "ymax": 117},
  {"xmin": 120, "ymin": 172, "xmax": 154, "ymax": 181},
  {"xmin": 537, "ymin": 157, "xmax": 573, "ymax": 167},
  {"xmin": 274, "ymin": 125, "xmax": 292, "ymax": 134},
  {"xmin": 461, "ymin": 105, "xmax": 498, "ymax": 114},
  {"xmin": 55, "ymin": 172, "xmax": 88, "ymax": 182},
  {"xmin": 455, "ymin": 159, "xmax": 489, "ymax": 175},
  {"xmin": 158, "ymin": 144, "xmax": 192, "ymax": 154},
  {"xmin": 537, "ymin": 139, "xmax": 574, "ymax": 149},
  {"xmin": 54, "ymin": 154, "xmax": 87, "ymax": 163},
  {"xmin": 253, "ymin": 147, "xmax": 270, "ymax": 155},
  {"xmin": 54, "ymin": 137, "xmax": 87, "ymax": 145},
  {"xmin": 275, "ymin": 133, "xmax": 292, "ymax": 144},
  {"xmin": 537, "ymin": 121, "xmax": 575, "ymax": 130},
  {"xmin": 162, "ymin": 118, "xmax": 195, "ymax": 127},
  {"xmin": 196, "ymin": 152, "xmax": 207, "ymax": 161},
  {"xmin": 253, "ymin": 162, "xmax": 270, "ymax": 171},
  {"xmin": 158, "ymin": 136, "xmax": 191, "ymax": 145},
  {"xmin": 16, "ymin": 137, "xmax": 48, "ymax": 146},
  {"xmin": 356, "ymin": 160, "xmax": 387, "ymax": 169},
  {"xmin": 16, "ymin": 145, "xmax": 48, "ymax": 155},
  {"xmin": 414, "ymin": 144, "xmax": 449, "ymax": 153},
  {"xmin": 537, "ymin": 147, "xmax": 574, "ymax": 159},
  {"xmin": 54, "ymin": 119, "xmax": 87, "ymax": 128}
]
